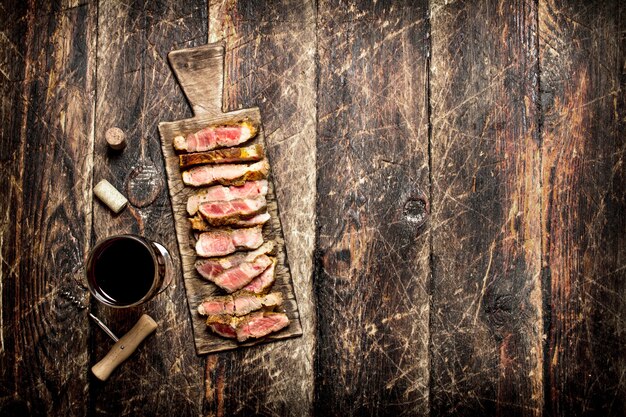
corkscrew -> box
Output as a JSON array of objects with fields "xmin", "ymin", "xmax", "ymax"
[
  {"xmin": 60, "ymin": 289, "xmax": 157, "ymax": 381},
  {"xmin": 60, "ymin": 290, "xmax": 120, "ymax": 342}
]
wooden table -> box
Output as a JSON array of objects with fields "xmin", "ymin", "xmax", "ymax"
[{"xmin": 0, "ymin": 1, "xmax": 623, "ymax": 416}]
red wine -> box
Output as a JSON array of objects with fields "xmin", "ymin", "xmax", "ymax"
[{"xmin": 88, "ymin": 236, "xmax": 156, "ymax": 306}]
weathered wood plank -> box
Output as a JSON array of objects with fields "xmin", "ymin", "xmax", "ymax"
[
  {"xmin": 0, "ymin": 0, "xmax": 96, "ymax": 415},
  {"xmin": 206, "ymin": 1, "xmax": 317, "ymax": 415},
  {"xmin": 92, "ymin": 1, "xmax": 206, "ymax": 415},
  {"xmin": 429, "ymin": 0, "xmax": 543, "ymax": 415},
  {"xmin": 0, "ymin": 0, "xmax": 32, "ymax": 413},
  {"xmin": 315, "ymin": 1, "xmax": 431, "ymax": 415},
  {"xmin": 539, "ymin": 0, "xmax": 626, "ymax": 415}
]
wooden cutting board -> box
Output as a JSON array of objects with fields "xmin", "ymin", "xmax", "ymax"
[{"xmin": 158, "ymin": 43, "xmax": 303, "ymax": 354}]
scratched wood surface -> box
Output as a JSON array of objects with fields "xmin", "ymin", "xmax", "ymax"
[
  {"xmin": 539, "ymin": 1, "xmax": 625, "ymax": 415},
  {"xmin": 429, "ymin": 1, "xmax": 544, "ymax": 415},
  {"xmin": 0, "ymin": 1, "xmax": 31, "ymax": 413},
  {"xmin": 0, "ymin": 0, "xmax": 624, "ymax": 416},
  {"xmin": 0, "ymin": 1, "xmax": 96, "ymax": 415},
  {"xmin": 315, "ymin": 1, "xmax": 431, "ymax": 415}
]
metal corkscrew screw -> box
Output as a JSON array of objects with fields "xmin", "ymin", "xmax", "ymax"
[
  {"xmin": 61, "ymin": 290, "xmax": 87, "ymax": 309},
  {"xmin": 60, "ymin": 289, "xmax": 118, "ymax": 341}
]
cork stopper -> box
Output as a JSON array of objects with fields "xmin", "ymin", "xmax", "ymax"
[
  {"xmin": 94, "ymin": 179, "xmax": 128, "ymax": 214},
  {"xmin": 105, "ymin": 127, "xmax": 127, "ymax": 150}
]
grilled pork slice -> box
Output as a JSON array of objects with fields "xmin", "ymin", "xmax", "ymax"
[
  {"xmin": 205, "ymin": 311, "xmax": 290, "ymax": 342},
  {"xmin": 190, "ymin": 212, "xmax": 270, "ymax": 231},
  {"xmin": 187, "ymin": 180, "xmax": 269, "ymax": 216},
  {"xmin": 179, "ymin": 144, "xmax": 264, "ymax": 168},
  {"xmin": 182, "ymin": 160, "xmax": 269, "ymax": 187},
  {"xmin": 198, "ymin": 291, "xmax": 283, "ymax": 317},
  {"xmin": 195, "ymin": 226, "xmax": 264, "ymax": 257},
  {"xmin": 173, "ymin": 120, "xmax": 257, "ymax": 153},
  {"xmin": 195, "ymin": 242, "xmax": 275, "ymax": 279},
  {"xmin": 198, "ymin": 197, "xmax": 266, "ymax": 227},
  {"xmin": 242, "ymin": 257, "xmax": 277, "ymax": 294},
  {"xmin": 198, "ymin": 254, "xmax": 273, "ymax": 292}
]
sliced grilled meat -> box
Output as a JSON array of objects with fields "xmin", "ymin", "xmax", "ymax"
[
  {"xmin": 187, "ymin": 180, "xmax": 268, "ymax": 216},
  {"xmin": 173, "ymin": 120, "xmax": 257, "ymax": 153},
  {"xmin": 235, "ymin": 312, "xmax": 290, "ymax": 342},
  {"xmin": 198, "ymin": 197, "xmax": 266, "ymax": 227},
  {"xmin": 195, "ymin": 242, "xmax": 275, "ymax": 278},
  {"xmin": 182, "ymin": 160, "xmax": 269, "ymax": 187},
  {"xmin": 205, "ymin": 316, "xmax": 237, "ymax": 339},
  {"xmin": 198, "ymin": 291, "xmax": 283, "ymax": 317},
  {"xmin": 198, "ymin": 254, "xmax": 273, "ymax": 293},
  {"xmin": 195, "ymin": 226, "xmax": 264, "ymax": 257},
  {"xmin": 242, "ymin": 258, "xmax": 277, "ymax": 294},
  {"xmin": 179, "ymin": 144, "xmax": 264, "ymax": 168},
  {"xmin": 205, "ymin": 311, "xmax": 290, "ymax": 342},
  {"xmin": 189, "ymin": 212, "xmax": 270, "ymax": 231}
]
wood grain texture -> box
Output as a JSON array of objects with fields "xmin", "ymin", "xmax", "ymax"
[
  {"xmin": 92, "ymin": 1, "xmax": 206, "ymax": 415},
  {"xmin": 168, "ymin": 44, "xmax": 224, "ymax": 117},
  {"xmin": 0, "ymin": 1, "xmax": 96, "ymax": 415},
  {"xmin": 0, "ymin": 1, "xmax": 29, "ymax": 411},
  {"xmin": 159, "ymin": 50, "xmax": 303, "ymax": 351},
  {"xmin": 206, "ymin": 1, "xmax": 317, "ymax": 415},
  {"xmin": 1, "ymin": 1, "xmax": 625, "ymax": 415},
  {"xmin": 429, "ymin": 0, "xmax": 543, "ymax": 415},
  {"xmin": 539, "ymin": 1, "xmax": 626, "ymax": 415},
  {"xmin": 315, "ymin": 1, "xmax": 431, "ymax": 415}
]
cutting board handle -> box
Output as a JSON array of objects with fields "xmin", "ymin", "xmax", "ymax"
[{"xmin": 168, "ymin": 42, "xmax": 224, "ymax": 117}]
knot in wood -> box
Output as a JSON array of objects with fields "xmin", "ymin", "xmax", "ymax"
[
  {"xmin": 403, "ymin": 197, "xmax": 429, "ymax": 227},
  {"xmin": 484, "ymin": 294, "xmax": 518, "ymax": 338}
]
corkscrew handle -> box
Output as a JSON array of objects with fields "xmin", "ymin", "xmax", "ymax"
[{"xmin": 91, "ymin": 314, "xmax": 157, "ymax": 381}]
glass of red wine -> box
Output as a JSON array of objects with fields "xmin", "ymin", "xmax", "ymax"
[{"xmin": 86, "ymin": 235, "xmax": 174, "ymax": 308}]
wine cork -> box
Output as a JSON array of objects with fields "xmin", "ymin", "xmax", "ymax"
[
  {"xmin": 94, "ymin": 179, "xmax": 128, "ymax": 213},
  {"xmin": 105, "ymin": 127, "xmax": 127, "ymax": 150}
]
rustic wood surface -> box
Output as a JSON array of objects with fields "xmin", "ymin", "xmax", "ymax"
[
  {"xmin": 540, "ymin": 1, "xmax": 625, "ymax": 415},
  {"xmin": 315, "ymin": 1, "xmax": 431, "ymax": 415},
  {"xmin": 0, "ymin": 1, "xmax": 624, "ymax": 416},
  {"xmin": 430, "ymin": 1, "xmax": 543, "ymax": 415}
]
